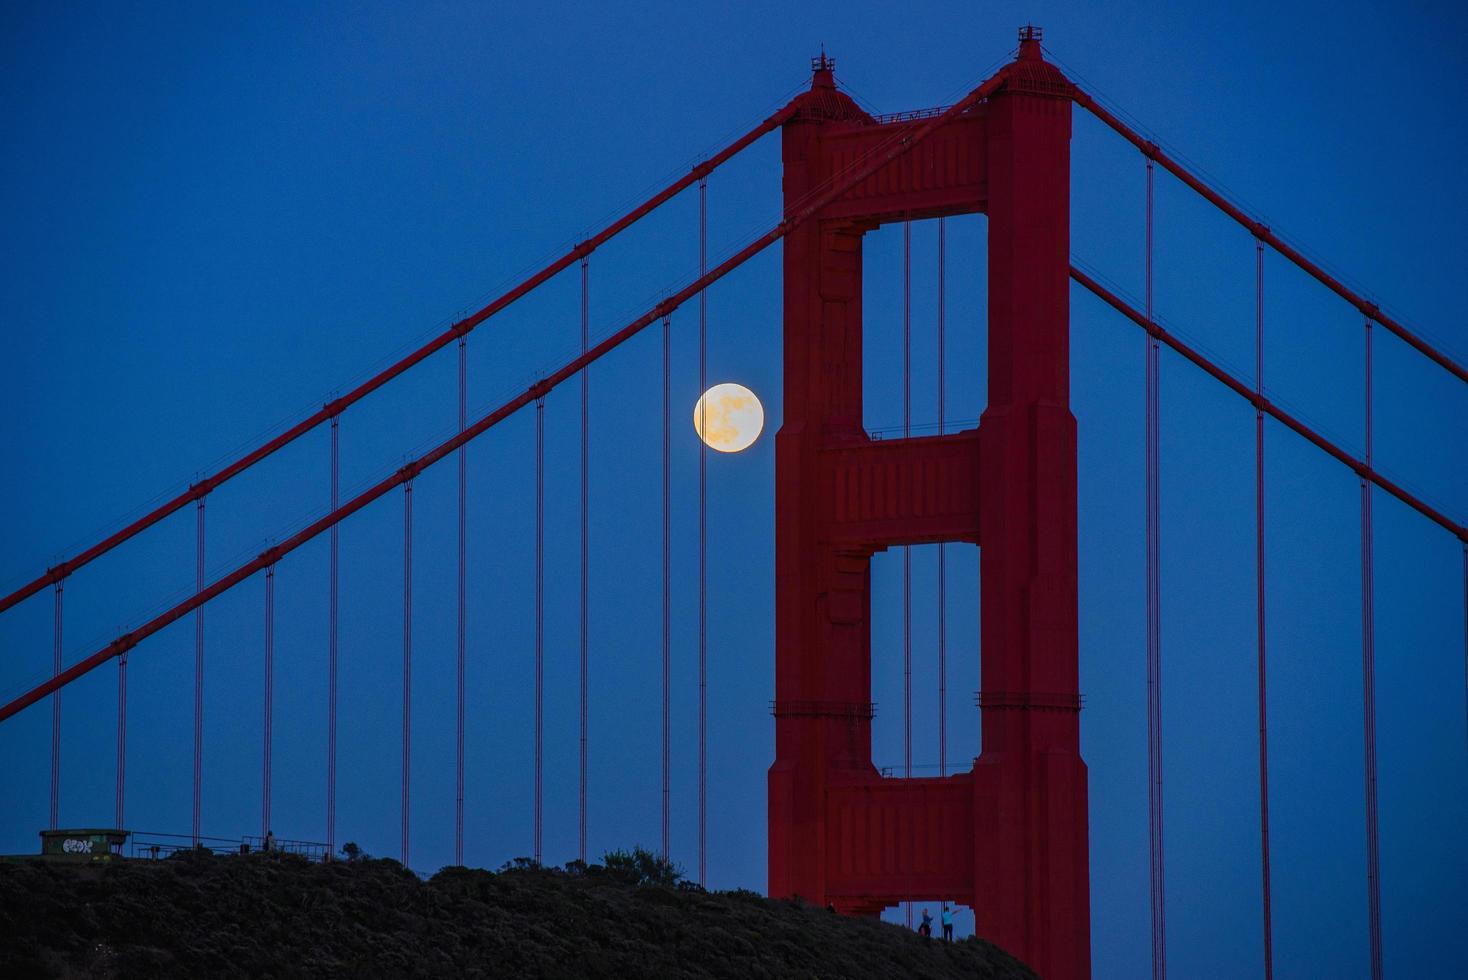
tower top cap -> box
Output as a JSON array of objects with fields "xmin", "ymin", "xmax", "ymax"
[
  {"xmin": 809, "ymin": 48, "xmax": 836, "ymax": 90},
  {"xmin": 1018, "ymin": 24, "xmax": 1044, "ymax": 61}
]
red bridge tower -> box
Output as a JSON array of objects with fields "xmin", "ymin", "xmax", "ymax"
[{"xmin": 768, "ymin": 32, "xmax": 1090, "ymax": 979}]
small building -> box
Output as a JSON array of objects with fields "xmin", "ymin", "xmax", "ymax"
[{"xmin": 37, "ymin": 828, "xmax": 128, "ymax": 862}]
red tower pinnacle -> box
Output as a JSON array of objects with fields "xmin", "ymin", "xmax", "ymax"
[{"xmin": 768, "ymin": 31, "xmax": 1090, "ymax": 979}]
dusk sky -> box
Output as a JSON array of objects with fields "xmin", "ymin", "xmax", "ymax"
[{"xmin": 2, "ymin": 2, "xmax": 1465, "ymax": 976}]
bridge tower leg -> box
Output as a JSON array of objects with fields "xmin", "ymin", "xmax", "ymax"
[{"xmin": 768, "ymin": 33, "xmax": 1090, "ymax": 979}]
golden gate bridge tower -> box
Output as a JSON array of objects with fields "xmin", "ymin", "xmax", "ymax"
[{"xmin": 769, "ymin": 30, "xmax": 1090, "ymax": 979}]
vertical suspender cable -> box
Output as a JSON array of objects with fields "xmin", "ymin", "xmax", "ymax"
[
  {"xmin": 328, "ymin": 415, "xmax": 339, "ymax": 852},
  {"xmin": 115, "ymin": 651, "xmax": 127, "ymax": 828},
  {"xmin": 937, "ymin": 217, "xmax": 947, "ymax": 780},
  {"xmin": 698, "ymin": 176, "xmax": 709, "ymax": 886},
  {"xmin": 580, "ymin": 255, "xmax": 590, "ymax": 864},
  {"xmin": 1145, "ymin": 156, "xmax": 1167, "ymax": 980},
  {"xmin": 456, "ymin": 335, "xmax": 468, "ymax": 867},
  {"xmin": 1362, "ymin": 317, "xmax": 1383, "ymax": 980},
  {"xmin": 903, "ymin": 216, "xmax": 913, "ymax": 929},
  {"xmin": 193, "ymin": 497, "xmax": 205, "ymax": 843},
  {"xmin": 662, "ymin": 312, "xmax": 672, "ymax": 861},
  {"xmin": 402, "ymin": 480, "xmax": 414, "ymax": 867},
  {"xmin": 1254, "ymin": 239, "xmax": 1275, "ymax": 980},
  {"xmin": 534, "ymin": 397, "xmax": 545, "ymax": 865},
  {"xmin": 50, "ymin": 582, "xmax": 62, "ymax": 829},
  {"xmin": 262, "ymin": 563, "xmax": 275, "ymax": 838}
]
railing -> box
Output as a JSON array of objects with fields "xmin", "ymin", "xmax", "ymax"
[
  {"xmin": 129, "ymin": 831, "xmax": 237, "ymax": 858},
  {"xmin": 872, "ymin": 105, "xmax": 953, "ymax": 125},
  {"xmin": 877, "ymin": 763, "xmax": 956, "ymax": 778},
  {"xmin": 867, "ymin": 418, "xmax": 979, "ymax": 441},
  {"xmin": 128, "ymin": 831, "xmax": 330, "ymax": 861},
  {"xmin": 242, "ymin": 835, "xmax": 330, "ymax": 860},
  {"xmin": 770, "ymin": 699, "xmax": 877, "ymax": 720}
]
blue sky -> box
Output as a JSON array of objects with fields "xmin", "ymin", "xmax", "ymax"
[{"xmin": 2, "ymin": 1, "xmax": 1465, "ymax": 975}]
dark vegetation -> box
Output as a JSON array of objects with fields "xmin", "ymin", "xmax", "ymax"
[{"xmin": 0, "ymin": 846, "xmax": 1036, "ymax": 979}]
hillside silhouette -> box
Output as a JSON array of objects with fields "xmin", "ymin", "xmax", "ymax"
[{"xmin": 0, "ymin": 848, "xmax": 1036, "ymax": 979}]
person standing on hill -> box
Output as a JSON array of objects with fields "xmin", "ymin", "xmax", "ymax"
[
  {"xmin": 940, "ymin": 904, "xmax": 954, "ymax": 942},
  {"xmin": 918, "ymin": 908, "xmax": 933, "ymax": 938}
]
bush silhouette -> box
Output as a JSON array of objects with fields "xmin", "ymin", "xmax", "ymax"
[{"xmin": 600, "ymin": 846, "xmax": 682, "ymax": 887}]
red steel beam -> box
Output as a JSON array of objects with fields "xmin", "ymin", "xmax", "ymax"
[
  {"xmin": 1071, "ymin": 265, "xmax": 1467, "ymax": 544},
  {"xmin": 1071, "ymin": 87, "xmax": 1468, "ymax": 387},
  {"xmin": 0, "ymin": 67, "xmax": 1013, "ymax": 727},
  {"xmin": 0, "ymin": 105, "xmax": 799, "ymax": 618}
]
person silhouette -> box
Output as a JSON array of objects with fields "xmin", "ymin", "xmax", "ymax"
[
  {"xmin": 940, "ymin": 903, "xmax": 954, "ymax": 941},
  {"xmin": 919, "ymin": 908, "xmax": 933, "ymax": 938}
]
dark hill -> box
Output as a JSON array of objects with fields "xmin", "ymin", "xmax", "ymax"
[{"xmin": 0, "ymin": 851, "xmax": 1036, "ymax": 979}]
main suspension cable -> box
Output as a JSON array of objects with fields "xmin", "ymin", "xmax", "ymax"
[
  {"xmin": 1070, "ymin": 265, "xmax": 1466, "ymax": 543},
  {"xmin": 0, "ymin": 66, "xmax": 1015, "ymax": 726},
  {"xmin": 0, "ymin": 105, "xmax": 800, "ymax": 619},
  {"xmin": 1071, "ymin": 85, "xmax": 1467, "ymax": 386}
]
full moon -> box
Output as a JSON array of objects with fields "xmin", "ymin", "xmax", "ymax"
[{"xmin": 693, "ymin": 382, "xmax": 764, "ymax": 453}]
